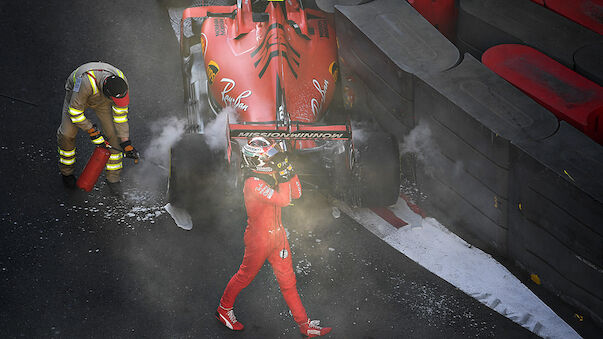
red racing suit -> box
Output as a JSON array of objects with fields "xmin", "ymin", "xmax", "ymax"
[{"xmin": 219, "ymin": 174, "xmax": 308, "ymax": 325}]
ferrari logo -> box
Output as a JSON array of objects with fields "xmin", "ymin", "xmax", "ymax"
[
  {"xmin": 207, "ymin": 60, "xmax": 220, "ymax": 84},
  {"xmin": 329, "ymin": 61, "xmax": 339, "ymax": 81}
]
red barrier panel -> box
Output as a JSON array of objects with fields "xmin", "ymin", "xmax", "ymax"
[
  {"xmin": 544, "ymin": 0, "xmax": 603, "ymax": 35},
  {"xmin": 407, "ymin": 0, "xmax": 457, "ymax": 39},
  {"xmin": 483, "ymin": 44, "xmax": 603, "ymax": 144}
]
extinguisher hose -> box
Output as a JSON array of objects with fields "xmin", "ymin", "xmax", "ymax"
[
  {"xmin": 103, "ymin": 143, "xmax": 167, "ymax": 172},
  {"xmin": 137, "ymin": 155, "xmax": 168, "ymax": 172}
]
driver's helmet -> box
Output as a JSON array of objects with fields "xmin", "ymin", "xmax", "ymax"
[{"xmin": 242, "ymin": 137, "xmax": 280, "ymax": 173}]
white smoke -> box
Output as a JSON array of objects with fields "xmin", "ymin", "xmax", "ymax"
[
  {"xmin": 401, "ymin": 122, "xmax": 464, "ymax": 177},
  {"xmin": 401, "ymin": 123, "xmax": 433, "ymax": 163},
  {"xmin": 127, "ymin": 117, "xmax": 186, "ymax": 195},
  {"xmin": 203, "ymin": 106, "xmax": 238, "ymax": 152},
  {"xmin": 351, "ymin": 120, "xmax": 371, "ymax": 144},
  {"xmin": 144, "ymin": 116, "xmax": 187, "ymax": 166}
]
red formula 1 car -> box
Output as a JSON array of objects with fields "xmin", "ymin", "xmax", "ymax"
[{"xmin": 167, "ymin": 0, "xmax": 400, "ymax": 213}]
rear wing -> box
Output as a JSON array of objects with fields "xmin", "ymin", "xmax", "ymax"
[
  {"xmin": 228, "ymin": 122, "xmax": 352, "ymax": 140},
  {"xmin": 226, "ymin": 121, "xmax": 352, "ymax": 162}
]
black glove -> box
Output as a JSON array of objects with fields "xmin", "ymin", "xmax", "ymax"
[
  {"xmin": 87, "ymin": 125, "xmax": 108, "ymax": 147},
  {"xmin": 272, "ymin": 152, "xmax": 295, "ymax": 183},
  {"xmin": 120, "ymin": 140, "xmax": 140, "ymax": 161}
]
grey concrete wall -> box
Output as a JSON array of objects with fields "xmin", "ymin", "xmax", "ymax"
[
  {"xmin": 335, "ymin": 0, "xmax": 603, "ymax": 324},
  {"xmin": 334, "ymin": 0, "xmax": 459, "ymax": 137},
  {"xmin": 509, "ymin": 122, "xmax": 603, "ymax": 325},
  {"xmin": 415, "ymin": 54, "xmax": 558, "ymax": 255},
  {"xmin": 457, "ymin": 0, "xmax": 603, "ymax": 83}
]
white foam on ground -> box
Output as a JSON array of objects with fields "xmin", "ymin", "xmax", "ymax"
[
  {"xmin": 337, "ymin": 198, "xmax": 581, "ymax": 339},
  {"xmin": 164, "ymin": 203, "xmax": 193, "ymax": 230}
]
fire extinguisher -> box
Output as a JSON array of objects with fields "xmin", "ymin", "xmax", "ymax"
[{"xmin": 76, "ymin": 146, "xmax": 111, "ymax": 191}]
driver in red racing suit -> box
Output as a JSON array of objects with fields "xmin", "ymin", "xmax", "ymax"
[{"xmin": 216, "ymin": 137, "xmax": 332, "ymax": 337}]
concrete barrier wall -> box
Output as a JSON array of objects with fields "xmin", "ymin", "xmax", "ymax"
[
  {"xmin": 574, "ymin": 43, "xmax": 603, "ymax": 86},
  {"xmin": 457, "ymin": 0, "xmax": 603, "ymax": 82},
  {"xmin": 335, "ymin": 18, "xmax": 416, "ymax": 136},
  {"xmin": 335, "ymin": 0, "xmax": 603, "ymax": 324},
  {"xmin": 334, "ymin": 0, "xmax": 459, "ymax": 137},
  {"xmin": 510, "ymin": 122, "xmax": 603, "ymax": 324},
  {"xmin": 415, "ymin": 54, "xmax": 558, "ymax": 254}
]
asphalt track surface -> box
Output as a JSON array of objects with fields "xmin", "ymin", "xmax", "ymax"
[{"xmin": 0, "ymin": 1, "xmax": 566, "ymax": 338}]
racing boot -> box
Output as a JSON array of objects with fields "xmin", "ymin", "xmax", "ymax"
[
  {"xmin": 216, "ymin": 305, "xmax": 244, "ymax": 331},
  {"xmin": 299, "ymin": 319, "xmax": 332, "ymax": 337},
  {"xmin": 62, "ymin": 174, "xmax": 77, "ymax": 189}
]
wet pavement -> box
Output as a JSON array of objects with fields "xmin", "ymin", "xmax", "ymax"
[{"xmin": 0, "ymin": 1, "xmax": 574, "ymax": 337}]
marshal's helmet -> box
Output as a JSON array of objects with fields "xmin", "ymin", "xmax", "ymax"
[
  {"xmin": 103, "ymin": 75, "xmax": 129, "ymax": 106},
  {"xmin": 242, "ymin": 137, "xmax": 280, "ymax": 173}
]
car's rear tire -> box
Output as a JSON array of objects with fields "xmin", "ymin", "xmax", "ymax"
[
  {"xmin": 167, "ymin": 133, "xmax": 227, "ymax": 215},
  {"xmin": 333, "ymin": 132, "xmax": 400, "ymax": 207},
  {"xmin": 352, "ymin": 132, "xmax": 400, "ymax": 207}
]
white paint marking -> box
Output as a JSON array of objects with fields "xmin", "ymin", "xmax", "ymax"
[{"xmin": 339, "ymin": 198, "xmax": 581, "ymax": 339}]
